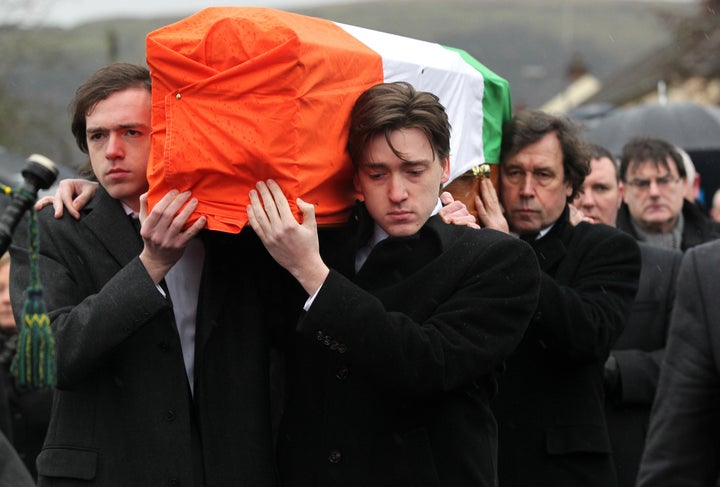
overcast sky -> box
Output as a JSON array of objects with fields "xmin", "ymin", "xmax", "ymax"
[
  {"xmin": 33, "ymin": 0, "xmax": 361, "ymax": 27},
  {"xmin": 13, "ymin": 0, "xmax": 700, "ymax": 27}
]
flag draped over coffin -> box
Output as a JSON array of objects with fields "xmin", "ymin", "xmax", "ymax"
[{"xmin": 145, "ymin": 7, "xmax": 511, "ymax": 233}]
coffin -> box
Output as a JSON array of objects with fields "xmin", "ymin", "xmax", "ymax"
[{"xmin": 145, "ymin": 7, "xmax": 511, "ymax": 232}]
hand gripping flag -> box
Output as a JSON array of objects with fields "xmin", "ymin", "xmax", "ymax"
[{"xmin": 145, "ymin": 7, "xmax": 511, "ymax": 233}]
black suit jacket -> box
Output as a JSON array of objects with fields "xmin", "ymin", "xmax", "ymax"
[
  {"xmin": 9, "ymin": 188, "xmax": 278, "ymax": 486},
  {"xmin": 492, "ymin": 205, "xmax": 641, "ymax": 487},
  {"xmin": 276, "ymin": 208, "xmax": 541, "ymax": 487},
  {"xmin": 637, "ymin": 239, "xmax": 720, "ymax": 486},
  {"xmin": 606, "ymin": 243, "xmax": 682, "ymax": 487}
]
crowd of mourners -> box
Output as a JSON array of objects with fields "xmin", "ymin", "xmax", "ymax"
[{"xmin": 0, "ymin": 59, "xmax": 719, "ymax": 487}]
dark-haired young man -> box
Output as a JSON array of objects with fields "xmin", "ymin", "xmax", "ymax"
[
  {"xmin": 249, "ymin": 81, "xmax": 541, "ymax": 487},
  {"xmin": 10, "ymin": 63, "xmax": 278, "ymax": 487}
]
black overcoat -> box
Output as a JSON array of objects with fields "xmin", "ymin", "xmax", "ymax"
[
  {"xmin": 492, "ymin": 206, "xmax": 641, "ymax": 487},
  {"xmin": 637, "ymin": 239, "xmax": 720, "ymax": 486},
  {"xmin": 606, "ymin": 242, "xmax": 682, "ymax": 487},
  {"xmin": 276, "ymin": 208, "xmax": 541, "ymax": 487},
  {"xmin": 9, "ymin": 187, "xmax": 278, "ymax": 487}
]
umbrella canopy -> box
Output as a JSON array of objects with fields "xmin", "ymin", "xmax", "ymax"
[{"xmin": 582, "ymin": 102, "xmax": 720, "ymax": 156}]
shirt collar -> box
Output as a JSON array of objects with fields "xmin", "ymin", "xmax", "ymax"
[{"xmin": 121, "ymin": 202, "xmax": 137, "ymax": 218}]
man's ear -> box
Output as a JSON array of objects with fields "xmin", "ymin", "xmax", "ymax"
[
  {"xmin": 440, "ymin": 156, "xmax": 451, "ymax": 184},
  {"xmin": 621, "ymin": 181, "xmax": 631, "ymax": 204}
]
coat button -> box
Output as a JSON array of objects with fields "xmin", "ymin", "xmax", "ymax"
[
  {"xmin": 337, "ymin": 344, "xmax": 347, "ymax": 354},
  {"xmin": 335, "ymin": 366, "xmax": 349, "ymax": 380},
  {"xmin": 164, "ymin": 410, "xmax": 176, "ymax": 422},
  {"xmin": 328, "ymin": 449, "xmax": 343, "ymax": 464},
  {"xmin": 158, "ymin": 341, "xmax": 170, "ymax": 351},
  {"xmin": 167, "ymin": 478, "xmax": 179, "ymax": 486}
]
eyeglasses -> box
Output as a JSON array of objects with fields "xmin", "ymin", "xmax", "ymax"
[{"xmin": 625, "ymin": 175, "xmax": 682, "ymax": 191}]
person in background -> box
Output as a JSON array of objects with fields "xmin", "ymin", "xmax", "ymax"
[
  {"xmin": 616, "ymin": 137, "xmax": 720, "ymax": 251},
  {"xmin": 471, "ymin": 109, "xmax": 641, "ymax": 487},
  {"xmin": 635, "ymin": 238, "xmax": 720, "ymax": 487},
  {"xmin": 0, "ymin": 429, "xmax": 35, "ymax": 487},
  {"xmin": 248, "ymin": 81, "xmax": 541, "ymax": 487},
  {"xmin": 709, "ymin": 187, "xmax": 720, "ymax": 223},
  {"xmin": 0, "ymin": 252, "xmax": 53, "ymax": 480},
  {"xmin": 572, "ymin": 144, "xmax": 682, "ymax": 487},
  {"xmin": 677, "ymin": 146, "xmax": 702, "ymax": 206},
  {"xmin": 0, "ymin": 253, "xmax": 15, "ymax": 354}
]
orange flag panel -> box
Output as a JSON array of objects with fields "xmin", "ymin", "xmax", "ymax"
[{"xmin": 146, "ymin": 7, "xmax": 384, "ymax": 233}]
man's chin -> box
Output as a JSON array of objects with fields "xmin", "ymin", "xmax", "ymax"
[
  {"xmin": 642, "ymin": 213, "xmax": 673, "ymax": 226},
  {"xmin": 508, "ymin": 218, "xmax": 540, "ymax": 235},
  {"xmin": 382, "ymin": 222, "xmax": 421, "ymax": 238}
]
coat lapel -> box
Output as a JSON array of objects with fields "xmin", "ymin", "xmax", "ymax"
[
  {"xmin": 354, "ymin": 214, "xmax": 443, "ymax": 290},
  {"xmin": 81, "ymin": 187, "xmax": 143, "ymax": 266},
  {"xmin": 528, "ymin": 205, "xmax": 571, "ymax": 273}
]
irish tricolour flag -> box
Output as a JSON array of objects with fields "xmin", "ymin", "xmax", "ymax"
[{"xmin": 146, "ymin": 7, "xmax": 511, "ymax": 233}]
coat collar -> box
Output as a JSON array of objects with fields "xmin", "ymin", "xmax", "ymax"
[
  {"xmin": 616, "ymin": 199, "xmax": 720, "ymax": 250},
  {"xmin": 342, "ymin": 202, "xmax": 445, "ymax": 289},
  {"xmin": 81, "ymin": 186, "xmax": 143, "ymax": 266},
  {"xmin": 347, "ymin": 201, "xmax": 451, "ymax": 251},
  {"xmin": 525, "ymin": 204, "xmax": 573, "ymax": 273}
]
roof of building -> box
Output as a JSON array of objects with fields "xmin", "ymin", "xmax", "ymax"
[{"xmin": 581, "ymin": 5, "xmax": 720, "ymax": 108}]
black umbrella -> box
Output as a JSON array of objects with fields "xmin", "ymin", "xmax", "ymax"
[{"xmin": 582, "ymin": 102, "xmax": 720, "ymax": 155}]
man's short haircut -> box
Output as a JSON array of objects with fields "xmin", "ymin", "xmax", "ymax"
[
  {"xmin": 70, "ymin": 63, "xmax": 151, "ymax": 155},
  {"xmin": 619, "ymin": 137, "xmax": 686, "ymax": 182},
  {"xmin": 500, "ymin": 109, "xmax": 590, "ymax": 200},
  {"xmin": 588, "ymin": 143, "xmax": 620, "ymax": 183},
  {"xmin": 346, "ymin": 81, "xmax": 451, "ymax": 169}
]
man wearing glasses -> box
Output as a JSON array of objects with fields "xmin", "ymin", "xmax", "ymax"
[{"xmin": 617, "ymin": 137, "xmax": 720, "ymax": 251}]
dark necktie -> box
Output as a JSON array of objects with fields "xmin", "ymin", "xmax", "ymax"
[
  {"xmin": 130, "ymin": 217, "xmax": 141, "ymax": 233},
  {"xmin": 128, "ymin": 215, "xmax": 141, "ymax": 243}
]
